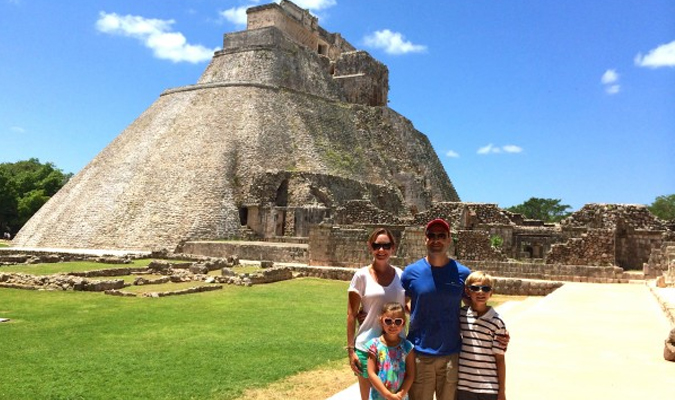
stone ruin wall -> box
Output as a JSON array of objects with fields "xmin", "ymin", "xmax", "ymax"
[
  {"xmin": 197, "ymin": 27, "xmax": 346, "ymax": 102},
  {"xmin": 616, "ymin": 229, "xmax": 664, "ymax": 270},
  {"xmin": 545, "ymin": 229, "xmax": 615, "ymax": 266},
  {"xmin": 334, "ymin": 200, "xmax": 404, "ymax": 226},
  {"xmin": 225, "ymin": 2, "xmax": 388, "ymax": 107},
  {"xmin": 510, "ymin": 227, "xmax": 564, "ymax": 260},
  {"xmin": 412, "ymin": 202, "xmax": 465, "ymax": 228},
  {"xmin": 455, "ymin": 230, "xmax": 508, "ymax": 262},
  {"xmin": 645, "ymin": 230, "xmax": 675, "ymax": 282},
  {"xmin": 306, "ymin": 224, "xmax": 630, "ymax": 283},
  {"xmin": 244, "ymin": 172, "xmax": 408, "ymax": 216},
  {"xmin": 333, "ymin": 51, "xmax": 389, "ymax": 106},
  {"xmin": 308, "ymin": 225, "xmax": 375, "ymax": 268},
  {"xmin": 247, "ymin": 1, "xmax": 358, "ymax": 61},
  {"xmin": 304, "ymin": 202, "xmax": 672, "ymax": 279},
  {"xmin": 466, "ymin": 260, "xmax": 627, "ymax": 283},
  {"xmin": 246, "ymin": 2, "xmax": 321, "ymax": 56},
  {"xmin": 559, "ymin": 204, "xmax": 668, "ymax": 269}
]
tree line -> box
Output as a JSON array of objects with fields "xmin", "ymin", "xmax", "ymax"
[
  {"xmin": 506, "ymin": 195, "xmax": 675, "ymax": 223},
  {"xmin": 0, "ymin": 158, "xmax": 72, "ymax": 236}
]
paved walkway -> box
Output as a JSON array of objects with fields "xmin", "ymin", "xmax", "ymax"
[{"xmin": 328, "ymin": 282, "xmax": 675, "ymax": 399}]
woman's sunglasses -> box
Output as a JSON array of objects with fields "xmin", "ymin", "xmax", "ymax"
[
  {"xmin": 468, "ymin": 285, "xmax": 492, "ymax": 293},
  {"xmin": 371, "ymin": 242, "xmax": 392, "ymax": 250},
  {"xmin": 383, "ymin": 318, "xmax": 405, "ymax": 326}
]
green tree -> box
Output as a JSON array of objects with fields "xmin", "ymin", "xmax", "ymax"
[
  {"xmin": 0, "ymin": 158, "xmax": 71, "ymax": 235},
  {"xmin": 506, "ymin": 197, "xmax": 572, "ymax": 223},
  {"xmin": 0, "ymin": 170, "xmax": 18, "ymax": 233},
  {"xmin": 648, "ymin": 194, "xmax": 675, "ymax": 221}
]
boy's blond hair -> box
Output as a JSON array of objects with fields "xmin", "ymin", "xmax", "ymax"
[{"xmin": 465, "ymin": 271, "xmax": 494, "ymax": 287}]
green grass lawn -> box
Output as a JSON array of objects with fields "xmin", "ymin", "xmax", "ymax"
[
  {"xmin": 0, "ymin": 278, "xmax": 348, "ymax": 400},
  {"xmin": 0, "ymin": 260, "xmax": 522, "ymax": 399}
]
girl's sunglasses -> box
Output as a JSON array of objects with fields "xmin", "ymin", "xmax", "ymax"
[
  {"xmin": 468, "ymin": 285, "xmax": 492, "ymax": 293},
  {"xmin": 383, "ymin": 318, "xmax": 405, "ymax": 326}
]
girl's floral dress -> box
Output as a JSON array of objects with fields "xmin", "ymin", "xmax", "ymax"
[{"xmin": 366, "ymin": 337, "xmax": 414, "ymax": 400}]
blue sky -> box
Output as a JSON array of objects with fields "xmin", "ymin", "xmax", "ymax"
[{"xmin": 1, "ymin": 0, "xmax": 673, "ymax": 211}]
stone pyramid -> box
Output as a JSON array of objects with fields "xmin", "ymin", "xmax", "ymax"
[{"xmin": 13, "ymin": 1, "xmax": 459, "ymax": 251}]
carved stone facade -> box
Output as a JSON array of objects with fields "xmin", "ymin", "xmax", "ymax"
[{"xmin": 303, "ymin": 202, "xmax": 671, "ymax": 275}]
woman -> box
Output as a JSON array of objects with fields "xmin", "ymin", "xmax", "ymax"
[{"xmin": 347, "ymin": 228, "xmax": 406, "ymax": 400}]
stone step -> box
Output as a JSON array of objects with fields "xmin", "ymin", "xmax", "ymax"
[{"xmin": 262, "ymin": 236, "xmax": 309, "ymax": 244}]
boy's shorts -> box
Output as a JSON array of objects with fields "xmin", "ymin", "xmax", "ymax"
[{"xmin": 355, "ymin": 348, "xmax": 369, "ymax": 378}]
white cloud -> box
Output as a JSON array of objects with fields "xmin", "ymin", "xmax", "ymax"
[
  {"xmin": 220, "ymin": 6, "xmax": 249, "ymax": 26},
  {"xmin": 605, "ymin": 85, "xmax": 620, "ymax": 95},
  {"xmin": 601, "ymin": 69, "xmax": 620, "ymax": 95},
  {"xmin": 477, "ymin": 144, "xmax": 523, "ymax": 155},
  {"xmin": 363, "ymin": 29, "xmax": 427, "ymax": 55},
  {"xmin": 95, "ymin": 12, "xmax": 218, "ymax": 63},
  {"xmin": 502, "ymin": 145, "xmax": 523, "ymax": 154},
  {"xmin": 601, "ymin": 69, "xmax": 618, "ymax": 84},
  {"xmin": 477, "ymin": 144, "xmax": 500, "ymax": 155},
  {"xmin": 10, "ymin": 126, "xmax": 25, "ymax": 134},
  {"xmin": 635, "ymin": 40, "xmax": 675, "ymax": 68},
  {"xmin": 445, "ymin": 150, "xmax": 460, "ymax": 158},
  {"xmin": 293, "ymin": 0, "xmax": 337, "ymax": 10}
]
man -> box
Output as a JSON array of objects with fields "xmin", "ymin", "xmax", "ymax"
[{"xmin": 400, "ymin": 218, "xmax": 471, "ymax": 400}]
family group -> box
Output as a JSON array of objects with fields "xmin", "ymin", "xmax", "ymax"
[{"xmin": 347, "ymin": 219, "xmax": 509, "ymax": 400}]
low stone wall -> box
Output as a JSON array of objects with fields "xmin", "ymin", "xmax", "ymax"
[
  {"xmin": 308, "ymin": 225, "xmax": 371, "ymax": 267},
  {"xmin": 69, "ymin": 267, "xmax": 149, "ymax": 277},
  {"xmin": 287, "ymin": 265, "xmax": 563, "ymax": 296},
  {"xmin": 0, "ymin": 249, "xmax": 136, "ymax": 266},
  {"xmin": 0, "ymin": 273, "xmax": 125, "ymax": 291},
  {"xmin": 463, "ymin": 260, "xmax": 627, "ymax": 283},
  {"xmin": 181, "ymin": 241, "xmax": 308, "ymax": 263}
]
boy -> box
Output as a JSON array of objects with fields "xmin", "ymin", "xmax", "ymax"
[{"xmin": 458, "ymin": 271, "xmax": 507, "ymax": 400}]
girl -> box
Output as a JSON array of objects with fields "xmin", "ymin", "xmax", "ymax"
[
  {"xmin": 347, "ymin": 228, "xmax": 406, "ymax": 400},
  {"xmin": 366, "ymin": 302, "xmax": 415, "ymax": 400}
]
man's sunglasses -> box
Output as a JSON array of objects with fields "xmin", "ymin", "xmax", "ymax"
[
  {"xmin": 426, "ymin": 232, "xmax": 448, "ymax": 240},
  {"xmin": 468, "ymin": 285, "xmax": 492, "ymax": 293},
  {"xmin": 371, "ymin": 242, "xmax": 393, "ymax": 250},
  {"xmin": 383, "ymin": 318, "xmax": 405, "ymax": 326}
]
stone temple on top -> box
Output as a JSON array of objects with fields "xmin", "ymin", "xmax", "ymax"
[{"xmin": 13, "ymin": 0, "xmax": 460, "ymax": 251}]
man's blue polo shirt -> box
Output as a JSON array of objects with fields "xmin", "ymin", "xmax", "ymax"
[{"xmin": 401, "ymin": 257, "xmax": 471, "ymax": 356}]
